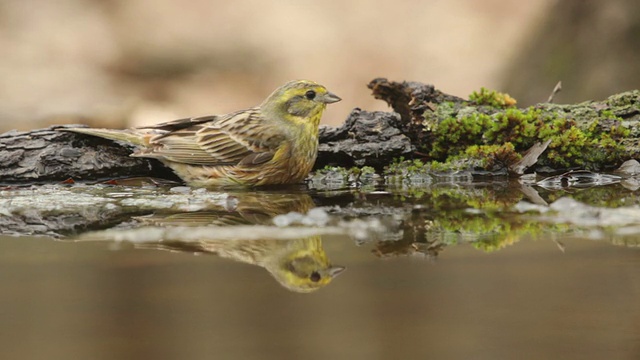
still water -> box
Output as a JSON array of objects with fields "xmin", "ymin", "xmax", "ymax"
[{"xmin": 0, "ymin": 182, "xmax": 639, "ymax": 359}]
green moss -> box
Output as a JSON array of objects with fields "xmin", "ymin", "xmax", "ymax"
[
  {"xmin": 424, "ymin": 102, "xmax": 458, "ymax": 132},
  {"xmin": 469, "ymin": 87, "xmax": 517, "ymax": 108},
  {"xmin": 319, "ymin": 165, "xmax": 350, "ymax": 176},
  {"xmin": 309, "ymin": 166, "xmax": 382, "ymax": 190},
  {"xmin": 360, "ymin": 166, "xmax": 376, "ymax": 175},
  {"xmin": 433, "ymin": 101, "xmax": 459, "ymax": 121},
  {"xmin": 422, "ymin": 97, "xmax": 632, "ymax": 171},
  {"xmin": 383, "ymin": 158, "xmax": 434, "ymax": 189},
  {"xmin": 384, "ymin": 157, "xmax": 425, "ymax": 175},
  {"xmin": 483, "ymin": 108, "xmax": 543, "ymax": 148},
  {"xmin": 453, "ymin": 143, "xmax": 521, "ymax": 170},
  {"xmin": 349, "ymin": 166, "xmax": 378, "ymax": 189},
  {"xmin": 429, "ymin": 113, "xmax": 491, "ymax": 159},
  {"xmin": 605, "ymin": 89, "xmax": 640, "ymax": 109},
  {"xmin": 316, "ymin": 165, "xmax": 380, "ymax": 179},
  {"xmin": 426, "ymin": 159, "xmax": 467, "ymax": 173},
  {"xmin": 536, "ymin": 117, "xmax": 630, "ymax": 169}
]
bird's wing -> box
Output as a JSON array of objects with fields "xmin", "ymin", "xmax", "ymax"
[
  {"xmin": 136, "ymin": 115, "xmax": 218, "ymax": 132},
  {"xmin": 135, "ymin": 110, "xmax": 285, "ymax": 166}
]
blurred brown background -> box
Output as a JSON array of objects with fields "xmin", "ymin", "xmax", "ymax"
[{"xmin": 0, "ymin": 0, "xmax": 638, "ymax": 132}]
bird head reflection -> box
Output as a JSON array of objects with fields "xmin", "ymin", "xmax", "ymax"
[{"xmin": 90, "ymin": 192, "xmax": 346, "ymax": 293}]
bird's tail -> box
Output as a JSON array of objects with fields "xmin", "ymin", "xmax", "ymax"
[{"xmin": 60, "ymin": 127, "xmax": 150, "ymax": 147}]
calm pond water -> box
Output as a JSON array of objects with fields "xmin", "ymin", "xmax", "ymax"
[{"xmin": 0, "ymin": 181, "xmax": 639, "ymax": 359}]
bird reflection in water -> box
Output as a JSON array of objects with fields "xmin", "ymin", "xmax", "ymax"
[{"xmin": 85, "ymin": 192, "xmax": 345, "ymax": 293}]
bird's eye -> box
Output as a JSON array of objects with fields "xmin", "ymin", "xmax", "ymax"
[
  {"xmin": 310, "ymin": 271, "xmax": 321, "ymax": 282},
  {"xmin": 305, "ymin": 90, "xmax": 316, "ymax": 100}
]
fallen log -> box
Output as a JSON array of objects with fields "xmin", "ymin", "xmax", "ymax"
[{"xmin": 1, "ymin": 78, "xmax": 639, "ymax": 184}]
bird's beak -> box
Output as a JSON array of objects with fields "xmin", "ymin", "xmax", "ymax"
[
  {"xmin": 321, "ymin": 92, "xmax": 342, "ymax": 104},
  {"xmin": 327, "ymin": 266, "xmax": 346, "ymax": 278}
]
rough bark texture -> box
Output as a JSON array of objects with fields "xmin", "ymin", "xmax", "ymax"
[
  {"xmin": 367, "ymin": 77, "xmax": 465, "ymax": 139},
  {"xmin": 0, "ymin": 125, "xmax": 177, "ymax": 184},
  {"xmin": 316, "ymin": 109, "xmax": 413, "ymax": 170}
]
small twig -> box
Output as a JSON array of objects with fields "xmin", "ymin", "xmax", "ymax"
[
  {"xmin": 547, "ymin": 81, "xmax": 562, "ymax": 103},
  {"xmin": 509, "ymin": 139, "xmax": 552, "ymax": 175}
]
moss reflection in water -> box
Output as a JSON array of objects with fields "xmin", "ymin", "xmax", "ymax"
[
  {"xmin": 370, "ymin": 182, "xmax": 620, "ymax": 258},
  {"xmin": 540, "ymin": 184, "xmax": 640, "ymax": 208}
]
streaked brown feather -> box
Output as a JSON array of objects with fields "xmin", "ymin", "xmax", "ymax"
[
  {"xmin": 137, "ymin": 115, "xmax": 219, "ymax": 134},
  {"xmin": 133, "ymin": 108, "xmax": 284, "ymax": 167},
  {"xmin": 238, "ymin": 152, "xmax": 274, "ymax": 166}
]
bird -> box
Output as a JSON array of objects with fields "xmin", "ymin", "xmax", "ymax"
[{"xmin": 63, "ymin": 80, "xmax": 341, "ymax": 187}]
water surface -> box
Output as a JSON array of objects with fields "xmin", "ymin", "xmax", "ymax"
[{"xmin": 0, "ymin": 181, "xmax": 639, "ymax": 359}]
